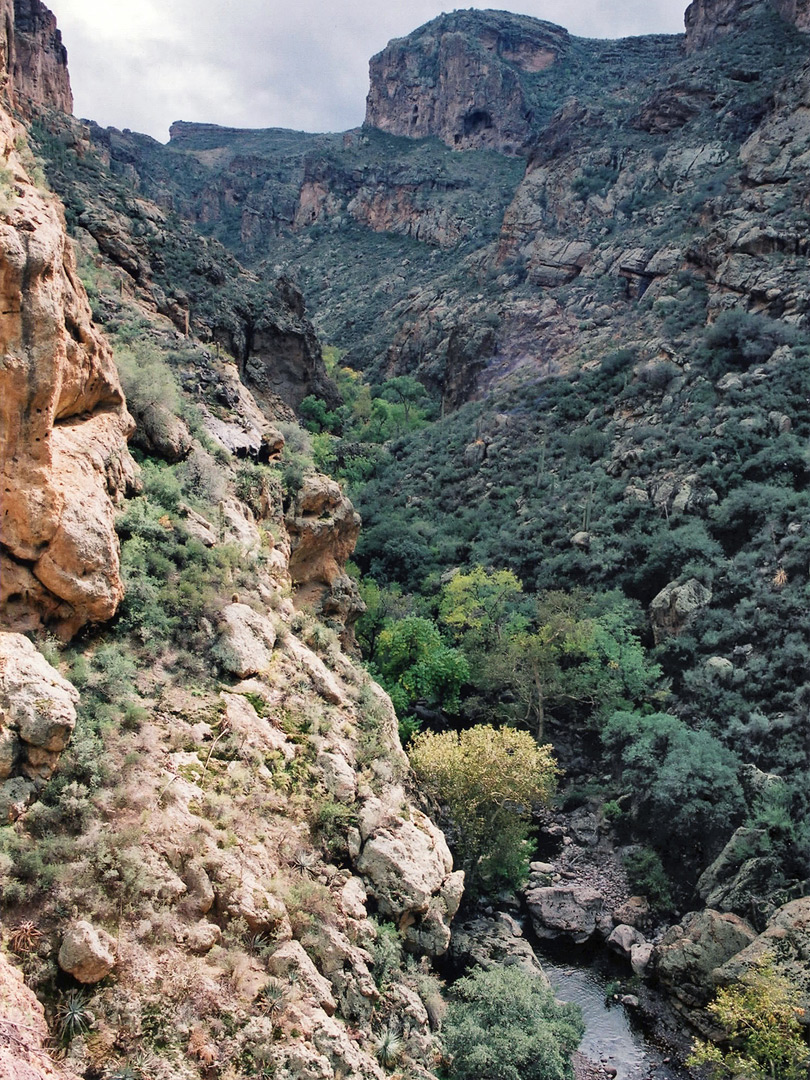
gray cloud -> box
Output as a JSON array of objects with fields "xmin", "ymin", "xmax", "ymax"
[{"xmin": 50, "ymin": 0, "xmax": 689, "ymax": 142}]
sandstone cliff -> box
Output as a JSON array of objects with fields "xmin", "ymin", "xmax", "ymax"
[{"xmin": 0, "ymin": 0, "xmax": 136, "ymax": 639}]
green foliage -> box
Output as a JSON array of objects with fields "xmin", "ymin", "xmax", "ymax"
[
  {"xmin": 409, "ymin": 725, "xmax": 557, "ymax": 894},
  {"xmin": 603, "ymin": 711, "xmax": 745, "ymax": 864},
  {"xmin": 688, "ymin": 960, "xmax": 810, "ymax": 1080},
  {"xmin": 443, "ymin": 966, "xmax": 584, "ymax": 1080},
  {"xmin": 374, "ymin": 616, "xmax": 469, "ymax": 717},
  {"xmin": 622, "ymin": 847, "xmax": 673, "ymax": 912}
]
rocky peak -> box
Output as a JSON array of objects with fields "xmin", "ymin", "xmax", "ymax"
[
  {"xmin": 364, "ymin": 9, "xmax": 569, "ymax": 154},
  {"xmin": 8, "ymin": 0, "xmax": 72, "ymax": 115},
  {"xmin": 685, "ymin": 0, "xmax": 810, "ymax": 51}
]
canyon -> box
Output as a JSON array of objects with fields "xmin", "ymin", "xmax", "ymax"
[{"xmin": 2, "ymin": 0, "xmax": 810, "ymax": 1078}]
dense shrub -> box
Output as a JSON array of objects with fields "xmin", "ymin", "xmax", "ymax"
[{"xmin": 443, "ymin": 966, "xmax": 584, "ymax": 1080}]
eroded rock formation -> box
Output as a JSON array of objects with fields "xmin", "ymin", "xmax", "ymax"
[
  {"xmin": 365, "ymin": 10, "xmax": 569, "ymax": 154},
  {"xmin": 0, "ymin": 632, "xmax": 78, "ymax": 819},
  {"xmin": 286, "ymin": 474, "xmax": 365, "ymax": 639},
  {"xmin": 0, "ymin": 0, "xmax": 136, "ymax": 639},
  {"xmin": 685, "ymin": 0, "xmax": 810, "ymax": 51},
  {"xmin": 10, "ymin": 0, "xmax": 72, "ymax": 115}
]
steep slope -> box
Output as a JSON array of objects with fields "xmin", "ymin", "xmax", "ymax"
[{"xmin": 0, "ymin": 7, "xmax": 475, "ymax": 1080}]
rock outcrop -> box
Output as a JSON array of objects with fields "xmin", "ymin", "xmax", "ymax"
[
  {"xmin": 0, "ymin": 950, "xmax": 78, "ymax": 1080},
  {"xmin": 9, "ymin": 0, "xmax": 73, "ymax": 116},
  {"xmin": 286, "ymin": 474, "xmax": 364, "ymax": 638},
  {"xmin": 0, "ymin": 8, "xmax": 136, "ymax": 639},
  {"xmin": 653, "ymin": 909, "xmax": 758, "ymax": 1008},
  {"xmin": 0, "ymin": 633, "xmax": 78, "ymax": 818},
  {"xmin": 365, "ymin": 10, "xmax": 569, "ymax": 154},
  {"xmin": 685, "ymin": 0, "xmax": 810, "ymax": 51}
]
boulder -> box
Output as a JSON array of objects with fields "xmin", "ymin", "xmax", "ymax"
[
  {"xmin": 525, "ymin": 885, "xmax": 612, "ymax": 944},
  {"xmin": 215, "ymin": 603, "xmax": 276, "ymax": 678},
  {"xmin": 450, "ymin": 913, "xmax": 550, "ymax": 978},
  {"xmin": 317, "ymin": 750, "xmax": 357, "ymax": 804},
  {"xmin": 630, "ymin": 942, "xmax": 655, "ymax": 976},
  {"xmin": 356, "ymin": 801, "xmax": 462, "ymax": 956},
  {"xmin": 0, "ymin": 633, "xmax": 79, "ymax": 789},
  {"xmin": 607, "ymin": 924, "xmax": 646, "ymax": 958},
  {"xmin": 654, "ymin": 909, "xmax": 757, "ymax": 1006},
  {"xmin": 714, "ymin": 897, "xmax": 810, "ymax": 1011},
  {"xmin": 696, "ymin": 827, "xmax": 783, "ymax": 916},
  {"xmin": 649, "ymin": 578, "xmax": 712, "ymax": 644},
  {"xmin": 267, "ymin": 940, "xmax": 337, "ymax": 1016},
  {"xmin": 58, "ymin": 921, "xmax": 116, "ymax": 984}
]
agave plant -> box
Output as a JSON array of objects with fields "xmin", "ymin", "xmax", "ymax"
[
  {"xmin": 256, "ymin": 977, "xmax": 287, "ymax": 1016},
  {"xmin": 8, "ymin": 920, "xmax": 43, "ymax": 954},
  {"xmin": 55, "ymin": 990, "xmax": 92, "ymax": 1044}
]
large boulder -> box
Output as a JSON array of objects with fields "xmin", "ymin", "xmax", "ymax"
[
  {"xmin": 525, "ymin": 885, "xmax": 612, "ymax": 944},
  {"xmin": 653, "ymin": 909, "xmax": 757, "ymax": 1007},
  {"xmin": 58, "ymin": 921, "xmax": 116, "ymax": 984},
  {"xmin": 356, "ymin": 797, "xmax": 463, "ymax": 956},
  {"xmin": 649, "ymin": 578, "xmax": 712, "ymax": 644},
  {"xmin": 214, "ymin": 603, "xmax": 277, "ymax": 678},
  {"xmin": 450, "ymin": 912, "xmax": 550, "ymax": 978},
  {"xmin": 715, "ymin": 897, "xmax": 810, "ymax": 1011}
]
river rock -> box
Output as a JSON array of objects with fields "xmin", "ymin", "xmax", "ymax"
[
  {"xmin": 450, "ymin": 913, "xmax": 551, "ymax": 979},
  {"xmin": 630, "ymin": 942, "xmax": 654, "ymax": 975},
  {"xmin": 607, "ymin": 924, "xmax": 646, "ymax": 957},
  {"xmin": 526, "ymin": 885, "xmax": 612, "ymax": 944},
  {"xmin": 58, "ymin": 920, "xmax": 116, "ymax": 983},
  {"xmin": 653, "ymin": 909, "xmax": 757, "ymax": 1006}
]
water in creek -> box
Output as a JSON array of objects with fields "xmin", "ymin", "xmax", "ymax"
[{"xmin": 540, "ymin": 953, "xmax": 691, "ymax": 1080}]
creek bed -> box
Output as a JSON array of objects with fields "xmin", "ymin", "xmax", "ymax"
[{"xmin": 539, "ymin": 952, "xmax": 692, "ymax": 1080}]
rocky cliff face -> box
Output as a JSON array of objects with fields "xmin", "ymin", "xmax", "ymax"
[
  {"xmin": 0, "ymin": 1, "xmax": 136, "ymax": 640},
  {"xmin": 9, "ymin": 0, "xmax": 72, "ymax": 115},
  {"xmin": 365, "ymin": 10, "xmax": 569, "ymax": 154},
  {"xmin": 685, "ymin": 0, "xmax": 810, "ymax": 50}
]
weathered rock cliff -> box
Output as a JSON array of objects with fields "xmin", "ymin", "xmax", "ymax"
[
  {"xmin": 365, "ymin": 10, "xmax": 569, "ymax": 154},
  {"xmin": 685, "ymin": 0, "xmax": 810, "ymax": 50},
  {"xmin": 0, "ymin": 1, "xmax": 136, "ymax": 639},
  {"xmin": 9, "ymin": 0, "xmax": 73, "ymax": 115}
]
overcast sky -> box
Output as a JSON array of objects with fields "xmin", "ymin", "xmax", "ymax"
[{"xmin": 48, "ymin": 1, "xmax": 690, "ymax": 143}]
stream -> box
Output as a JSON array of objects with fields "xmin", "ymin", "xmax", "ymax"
[{"xmin": 539, "ymin": 953, "xmax": 692, "ymax": 1080}]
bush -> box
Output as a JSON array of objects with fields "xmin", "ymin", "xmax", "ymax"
[
  {"xmin": 443, "ymin": 966, "xmax": 584, "ymax": 1080},
  {"xmin": 688, "ymin": 960, "xmax": 810, "ymax": 1080},
  {"xmin": 409, "ymin": 725, "xmax": 557, "ymax": 895}
]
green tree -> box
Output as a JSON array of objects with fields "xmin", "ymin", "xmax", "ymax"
[
  {"xmin": 602, "ymin": 710, "xmax": 744, "ymax": 860},
  {"xmin": 439, "ymin": 565, "xmax": 527, "ymax": 649},
  {"xmin": 374, "ymin": 616, "xmax": 469, "ymax": 717},
  {"xmin": 443, "ymin": 966, "xmax": 584, "ymax": 1080},
  {"xmin": 688, "ymin": 960, "xmax": 810, "ymax": 1080},
  {"xmin": 409, "ymin": 725, "xmax": 557, "ymax": 894}
]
